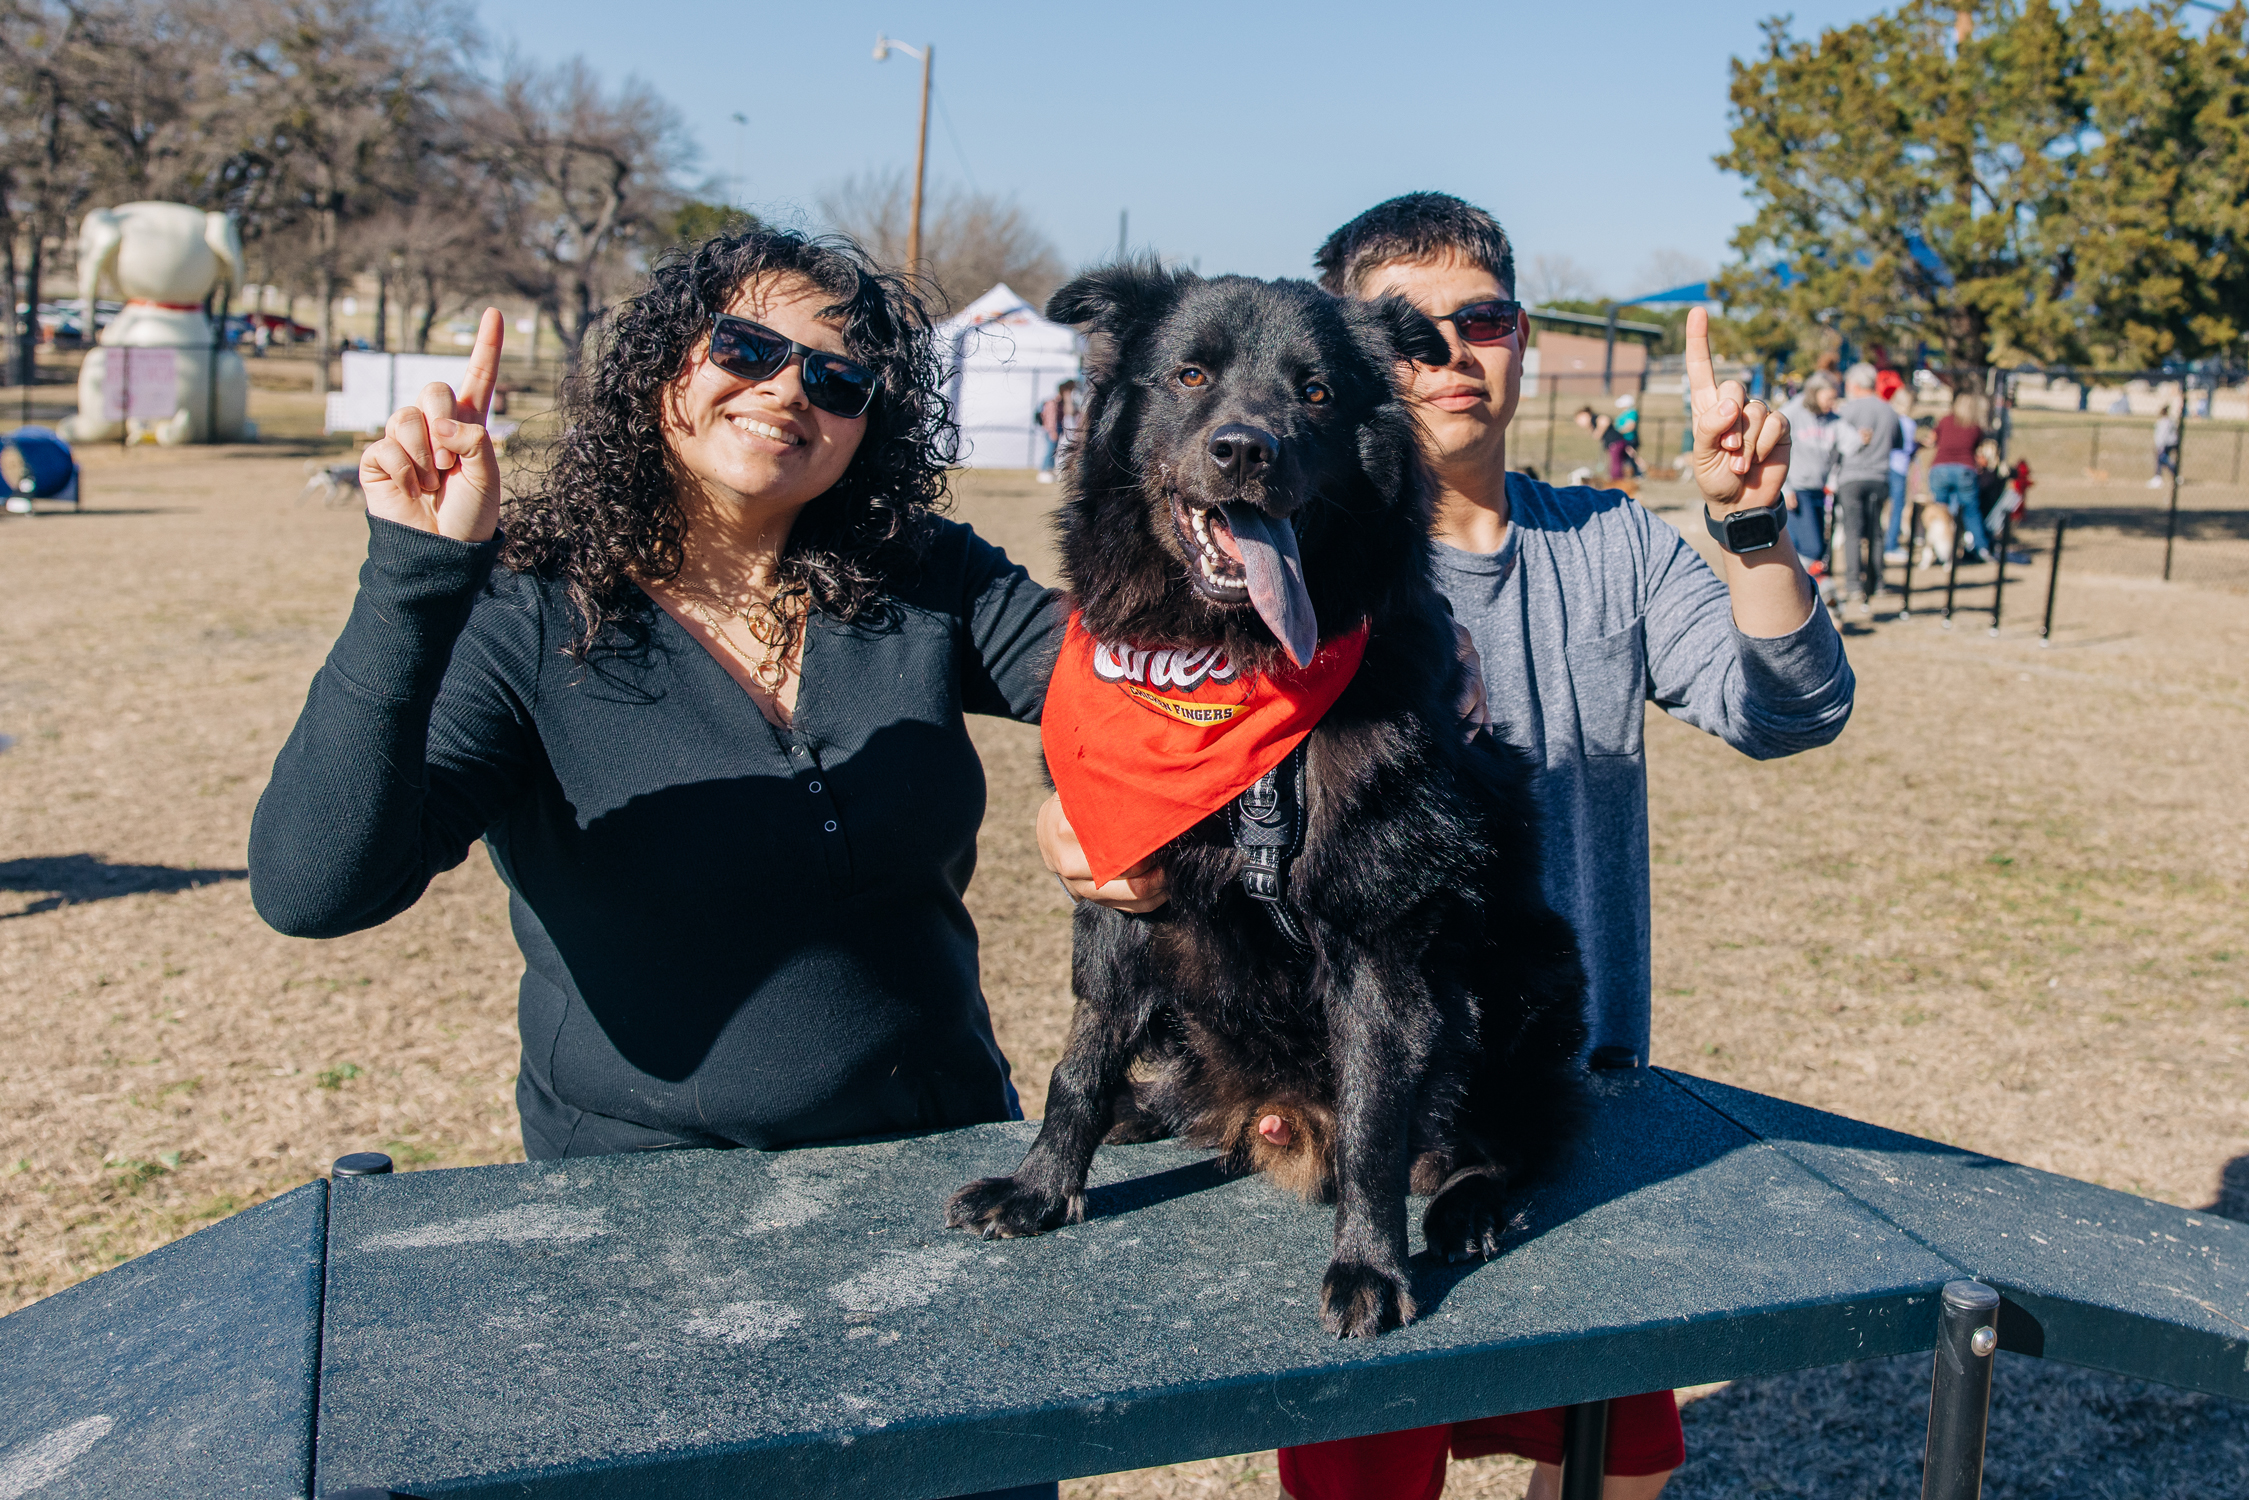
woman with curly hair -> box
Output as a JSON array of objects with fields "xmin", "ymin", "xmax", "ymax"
[{"xmin": 249, "ymin": 227, "xmax": 1065, "ymax": 1169}]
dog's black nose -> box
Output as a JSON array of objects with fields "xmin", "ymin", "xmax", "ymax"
[{"xmin": 1208, "ymin": 423, "xmax": 1278, "ymax": 481}]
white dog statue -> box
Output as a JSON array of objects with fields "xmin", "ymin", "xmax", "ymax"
[{"xmin": 59, "ymin": 202, "xmax": 253, "ymax": 445}]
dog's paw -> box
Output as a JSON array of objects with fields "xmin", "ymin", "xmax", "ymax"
[
  {"xmin": 1422, "ymin": 1175, "xmax": 1508, "ymax": 1263},
  {"xmin": 1318, "ymin": 1257, "xmax": 1418, "ymax": 1338},
  {"xmin": 943, "ymin": 1176, "xmax": 1077, "ymax": 1240}
]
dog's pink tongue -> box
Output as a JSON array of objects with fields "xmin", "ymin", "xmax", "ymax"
[{"xmin": 1223, "ymin": 503, "xmax": 1317, "ymax": 668}]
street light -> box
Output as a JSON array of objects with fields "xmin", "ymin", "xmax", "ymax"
[
  {"xmin": 872, "ymin": 33, "xmax": 933, "ymax": 273},
  {"xmin": 730, "ymin": 112, "xmax": 747, "ymax": 208}
]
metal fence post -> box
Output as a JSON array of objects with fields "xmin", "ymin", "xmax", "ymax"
[
  {"xmin": 1559, "ymin": 1399, "xmax": 1611, "ymax": 1500},
  {"xmin": 2041, "ymin": 516, "xmax": 2066, "ymax": 647},
  {"xmin": 1988, "ymin": 510, "xmax": 2013, "ymax": 636},
  {"xmin": 2088, "ymin": 422, "xmax": 2100, "ymax": 476},
  {"xmin": 1942, "ymin": 530, "xmax": 1962, "ymax": 627},
  {"xmin": 1922, "ymin": 1279, "xmax": 2002, "ymax": 1500},
  {"xmin": 1900, "ymin": 506, "xmax": 1921, "ymax": 617},
  {"xmin": 1544, "ymin": 378, "xmax": 1557, "ymax": 479},
  {"xmin": 2164, "ymin": 382, "xmax": 2187, "ymax": 581}
]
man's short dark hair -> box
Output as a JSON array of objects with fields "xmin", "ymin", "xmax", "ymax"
[{"xmin": 1313, "ymin": 192, "xmax": 1516, "ymax": 299}]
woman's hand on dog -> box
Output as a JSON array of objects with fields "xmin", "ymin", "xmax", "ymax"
[
  {"xmin": 1683, "ymin": 307, "xmax": 1790, "ymax": 513},
  {"xmin": 359, "ymin": 307, "xmax": 506, "ymax": 544},
  {"xmin": 1038, "ymin": 794, "xmax": 1170, "ymax": 912}
]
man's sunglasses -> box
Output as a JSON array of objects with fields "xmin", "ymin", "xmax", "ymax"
[
  {"xmin": 1431, "ymin": 298, "xmax": 1524, "ymax": 347},
  {"xmin": 707, "ymin": 314, "xmax": 880, "ymax": 419}
]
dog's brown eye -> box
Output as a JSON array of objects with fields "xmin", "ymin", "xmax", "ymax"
[
  {"xmin": 1177, "ymin": 367, "xmax": 1207, "ymax": 388},
  {"xmin": 1302, "ymin": 380, "xmax": 1331, "ymax": 405}
]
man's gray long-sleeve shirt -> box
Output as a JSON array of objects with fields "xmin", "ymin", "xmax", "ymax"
[{"xmin": 1432, "ymin": 475, "xmax": 1855, "ymax": 1061}]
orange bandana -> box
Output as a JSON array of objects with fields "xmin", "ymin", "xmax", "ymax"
[{"xmin": 1041, "ymin": 613, "xmax": 1369, "ymax": 884}]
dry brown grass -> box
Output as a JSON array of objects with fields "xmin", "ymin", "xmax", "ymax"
[{"xmin": 1, "ymin": 437, "xmax": 2243, "ymax": 1495}]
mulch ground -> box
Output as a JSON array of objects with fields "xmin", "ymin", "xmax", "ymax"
[{"xmin": 0, "ymin": 416, "xmax": 2243, "ymax": 1494}]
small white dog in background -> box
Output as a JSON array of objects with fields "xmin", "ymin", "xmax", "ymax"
[{"xmin": 301, "ymin": 461, "xmax": 362, "ymax": 507}]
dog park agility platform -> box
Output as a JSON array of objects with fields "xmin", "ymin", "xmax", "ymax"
[{"xmin": 2, "ymin": 1068, "xmax": 2243, "ymax": 1499}]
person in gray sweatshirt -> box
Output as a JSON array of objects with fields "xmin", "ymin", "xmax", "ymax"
[
  {"xmin": 1779, "ymin": 373, "xmax": 1842, "ymax": 578},
  {"xmin": 1833, "ymin": 362, "xmax": 1906, "ymax": 607},
  {"xmin": 1041, "ymin": 192, "xmax": 1855, "ymax": 1500}
]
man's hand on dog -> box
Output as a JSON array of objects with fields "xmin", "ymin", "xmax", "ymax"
[
  {"xmin": 1039, "ymin": 794, "xmax": 1171, "ymax": 912},
  {"xmin": 1684, "ymin": 307, "xmax": 1790, "ymax": 513}
]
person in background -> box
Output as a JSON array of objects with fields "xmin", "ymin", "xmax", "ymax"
[
  {"xmin": 1882, "ymin": 386, "xmax": 1918, "ymax": 565},
  {"xmin": 1608, "ymin": 392, "xmax": 1642, "ymax": 481},
  {"xmin": 1832, "ymin": 362, "xmax": 1903, "ymax": 611},
  {"xmin": 1036, "ymin": 378, "xmax": 1071, "ymax": 484},
  {"xmin": 1777, "ymin": 374, "xmax": 1841, "ymax": 590},
  {"xmin": 1927, "ymin": 391, "xmax": 1995, "ymax": 562},
  {"xmin": 2151, "ymin": 404, "xmax": 2179, "ymax": 490}
]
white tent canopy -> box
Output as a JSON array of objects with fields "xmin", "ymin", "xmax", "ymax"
[{"xmin": 936, "ymin": 283, "xmax": 1083, "ymax": 469}]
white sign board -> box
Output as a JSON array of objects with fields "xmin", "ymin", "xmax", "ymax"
[
  {"xmin": 100, "ymin": 348, "xmax": 181, "ymax": 423},
  {"xmin": 327, "ymin": 352, "xmax": 477, "ymax": 433}
]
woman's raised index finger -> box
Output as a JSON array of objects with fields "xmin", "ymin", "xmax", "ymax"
[
  {"xmin": 1684, "ymin": 307, "xmax": 1720, "ymax": 410},
  {"xmin": 455, "ymin": 307, "xmax": 506, "ymax": 421}
]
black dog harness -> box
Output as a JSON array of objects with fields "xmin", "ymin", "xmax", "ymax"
[{"xmin": 1229, "ymin": 740, "xmax": 1313, "ymax": 953}]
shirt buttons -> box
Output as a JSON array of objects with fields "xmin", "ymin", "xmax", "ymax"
[
  {"xmin": 824, "ymin": 820, "xmax": 838, "ymax": 833},
  {"xmin": 809, "ymin": 781, "xmax": 823, "ymax": 793}
]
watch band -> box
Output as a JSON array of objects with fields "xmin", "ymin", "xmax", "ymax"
[{"xmin": 1705, "ymin": 499, "xmax": 1789, "ymax": 554}]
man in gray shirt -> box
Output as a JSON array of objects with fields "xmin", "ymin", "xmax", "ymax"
[{"xmin": 1834, "ymin": 362, "xmax": 1905, "ymax": 608}]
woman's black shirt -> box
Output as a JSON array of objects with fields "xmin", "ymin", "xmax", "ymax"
[{"xmin": 248, "ymin": 515, "xmax": 1063, "ymax": 1157}]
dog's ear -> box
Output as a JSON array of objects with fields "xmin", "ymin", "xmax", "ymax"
[
  {"xmin": 1354, "ymin": 294, "xmax": 1451, "ymax": 369},
  {"xmin": 1048, "ymin": 259, "xmax": 1193, "ymax": 384}
]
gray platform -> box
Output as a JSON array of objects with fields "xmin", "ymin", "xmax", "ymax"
[
  {"xmin": 0, "ymin": 1181, "xmax": 326, "ymax": 1499},
  {"xmin": 2, "ymin": 1070, "xmax": 2242, "ymax": 1499}
]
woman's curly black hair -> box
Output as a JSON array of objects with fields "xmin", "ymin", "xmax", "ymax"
[{"xmin": 502, "ymin": 226, "xmax": 956, "ymax": 661}]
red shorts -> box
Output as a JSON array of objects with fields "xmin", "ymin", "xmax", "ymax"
[{"xmin": 1276, "ymin": 1391, "xmax": 1684, "ymax": 1500}]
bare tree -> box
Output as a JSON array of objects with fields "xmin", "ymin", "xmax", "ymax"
[
  {"xmin": 220, "ymin": 0, "xmax": 466, "ymax": 392},
  {"xmin": 819, "ymin": 168, "xmax": 1064, "ymax": 314},
  {"xmin": 1520, "ymin": 252, "xmax": 1605, "ymax": 305},
  {"xmin": 0, "ymin": 1, "xmax": 105, "ymax": 383},
  {"xmin": 477, "ymin": 55, "xmax": 690, "ymax": 368}
]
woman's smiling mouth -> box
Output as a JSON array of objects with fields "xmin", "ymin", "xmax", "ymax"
[{"xmin": 729, "ymin": 414, "xmax": 802, "ymax": 447}]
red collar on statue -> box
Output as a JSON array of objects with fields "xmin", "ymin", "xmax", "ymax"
[{"xmin": 125, "ymin": 300, "xmax": 206, "ymax": 312}]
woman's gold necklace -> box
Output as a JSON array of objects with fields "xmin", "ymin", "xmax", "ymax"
[{"xmin": 687, "ymin": 583, "xmax": 802, "ymax": 698}]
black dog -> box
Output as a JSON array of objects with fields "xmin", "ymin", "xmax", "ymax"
[{"xmin": 945, "ymin": 265, "xmax": 1588, "ymax": 1337}]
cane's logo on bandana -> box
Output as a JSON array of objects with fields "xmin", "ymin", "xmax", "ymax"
[
  {"xmin": 1092, "ymin": 642, "xmax": 1240, "ymax": 691},
  {"xmin": 1042, "ymin": 613, "xmax": 1369, "ymax": 884}
]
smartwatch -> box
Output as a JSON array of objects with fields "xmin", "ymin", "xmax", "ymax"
[{"xmin": 1705, "ymin": 499, "xmax": 1788, "ymax": 555}]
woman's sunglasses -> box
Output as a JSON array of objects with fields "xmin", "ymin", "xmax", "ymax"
[
  {"xmin": 706, "ymin": 313, "xmax": 880, "ymax": 419},
  {"xmin": 1432, "ymin": 298, "xmax": 1524, "ymax": 347}
]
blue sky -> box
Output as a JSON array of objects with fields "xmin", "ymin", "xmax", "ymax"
[{"xmin": 471, "ymin": 0, "xmax": 1913, "ymax": 298}]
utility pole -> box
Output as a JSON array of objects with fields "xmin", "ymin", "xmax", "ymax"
[
  {"xmin": 874, "ymin": 35, "xmax": 934, "ymax": 271},
  {"xmin": 1118, "ymin": 209, "xmax": 1128, "ymax": 262},
  {"xmin": 731, "ymin": 113, "xmax": 748, "ymax": 208}
]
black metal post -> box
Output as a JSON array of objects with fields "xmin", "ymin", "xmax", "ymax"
[
  {"xmin": 1988, "ymin": 510, "xmax": 2013, "ymax": 635},
  {"xmin": 1921, "ymin": 1279, "xmax": 2002, "ymax": 1500},
  {"xmin": 1942, "ymin": 529, "xmax": 1962, "ymax": 626},
  {"xmin": 2041, "ymin": 516, "xmax": 2067, "ymax": 646},
  {"xmin": 1900, "ymin": 506, "xmax": 1921, "ymax": 617},
  {"xmin": 1544, "ymin": 377, "xmax": 1557, "ymax": 478},
  {"xmin": 1559, "ymin": 1399, "xmax": 1611, "ymax": 1500},
  {"xmin": 2163, "ymin": 379, "xmax": 2187, "ymax": 581}
]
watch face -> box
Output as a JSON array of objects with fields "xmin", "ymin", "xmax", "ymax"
[{"xmin": 1727, "ymin": 509, "xmax": 1782, "ymax": 552}]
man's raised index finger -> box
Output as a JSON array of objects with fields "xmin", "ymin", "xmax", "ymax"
[
  {"xmin": 456, "ymin": 307, "xmax": 506, "ymax": 421},
  {"xmin": 1684, "ymin": 307, "xmax": 1719, "ymax": 408}
]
